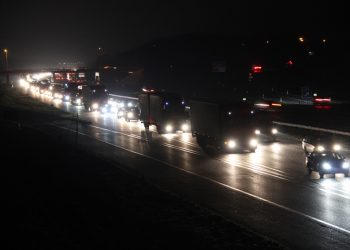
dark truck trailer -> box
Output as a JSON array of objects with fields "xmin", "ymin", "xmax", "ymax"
[
  {"xmin": 82, "ymin": 84, "xmax": 109, "ymax": 112},
  {"xmin": 139, "ymin": 92, "xmax": 188, "ymax": 134},
  {"xmin": 190, "ymin": 99, "xmax": 258, "ymax": 152}
]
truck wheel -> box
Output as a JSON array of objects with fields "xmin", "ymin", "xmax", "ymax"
[
  {"xmin": 196, "ymin": 136, "xmax": 206, "ymax": 148},
  {"xmin": 157, "ymin": 126, "xmax": 165, "ymax": 134},
  {"xmin": 306, "ymin": 163, "xmax": 312, "ymax": 175},
  {"xmin": 250, "ymin": 148, "xmax": 256, "ymax": 153},
  {"xmin": 144, "ymin": 123, "xmax": 150, "ymax": 130}
]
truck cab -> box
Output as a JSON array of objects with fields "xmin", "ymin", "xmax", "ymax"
[{"xmin": 82, "ymin": 85, "xmax": 109, "ymax": 112}]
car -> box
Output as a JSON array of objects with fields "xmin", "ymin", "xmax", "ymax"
[
  {"xmin": 117, "ymin": 107, "xmax": 126, "ymax": 119},
  {"xmin": 50, "ymin": 83, "xmax": 65, "ymax": 100},
  {"xmin": 123, "ymin": 107, "xmax": 140, "ymax": 122},
  {"xmin": 253, "ymin": 99, "xmax": 282, "ymax": 112},
  {"xmin": 253, "ymin": 107, "xmax": 280, "ymax": 141},
  {"xmin": 302, "ymin": 135, "xmax": 342, "ymax": 154},
  {"xmin": 313, "ymin": 96, "xmax": 331, "ymax": 105},
  {"xmin": 70, "ymin": 90, "xmax": 83, "ymax": 106},
  {"xmin": 306, "ymin": 151, "xmax": 349, "ymax": 178}
]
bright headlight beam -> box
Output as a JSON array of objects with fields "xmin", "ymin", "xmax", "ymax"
[
  {"xmin": 322, "ymin": 162, "xmax": 331, "ymax": 170},
  {"xmin": 250, "ymin": 139, "xmax": 258, "ymax": 147},
  {"xmin": 333, "ymin": 144, "xmax": 341, "ymax": 151},
  {"xmin": 227, "ymin": 140, "xmax": 236, "ymax": 149},
  {"xmin": 165, "ymin": 125, "xmax": 173, "ymax": 133},
  {"xmin": 181, "ymin": 124, "xmax": 189, "ymax": 131}
]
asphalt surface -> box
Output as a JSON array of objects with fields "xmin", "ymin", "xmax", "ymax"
[{"xmin": 13, "ymin": 88, "xmax": 350, "ymax": 249}]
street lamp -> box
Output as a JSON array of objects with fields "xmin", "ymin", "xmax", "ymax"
[{"xmin": 3, "ymin": 49, "xmax": 8, "ymax": 71}]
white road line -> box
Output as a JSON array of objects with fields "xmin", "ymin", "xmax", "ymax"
[
  {"xmin": 51, "ymin": 124, "xmax": 350, "ymax": 236},
  {"xmin": 89, "ymin": 124, "xmax": 292, "ymax": 180}
]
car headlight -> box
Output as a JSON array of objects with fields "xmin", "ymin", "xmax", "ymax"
[
  {"xmin": 92, "ymin": 103, "xmax": 99, "ymax": 109},
  {"xmin": 227, "ymin": 140, "xmax": 236, "ymax": 149},
  {"xmin": 76, "ymin": 98, "xmax": 81, "ymax": 104},
  {"xmin": 272, "ymin": 128, "xmax": 278, "ymax": 134},
  {"xmin": 64, "ymin": 95, "xmax": 70, "ymax": 101},
  {"xmin": 317, "ymin": 145, "xmax": 325, "ymax": 152},
  {"xmin": 165, "ymin": 125, "xmax": 173, "ymax": 133},
  {"xmin": 322, "ymin": 162, "xmax": 331, "ymax": 170},
  {"xmin": 343, "ymin": 162, "xmax": 349, "ymax": 169},
  {"xmin": 181, "ymin": 124, "xmax": 189, "ymax": 131},
  {"xmin": 102, "ymin": 107, "xmax": 107, "ymax": 113},
  {"xmin": 333, "ymin": 144, "xmax": 341, "ymax": 151},
  {"xmin": 127, "ymin": 112, "xmax": 133, "ymax": 118},
  {"xmin": 250, "ymin": 139, "xmax": 258, "ymax": 147},
  {"xmin": 255, "ymin": 129, "xmax": 261, "ymax": 135}
]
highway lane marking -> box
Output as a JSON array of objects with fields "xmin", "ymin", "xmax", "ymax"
[
  {"xmin": 88, "ymin": 124, "xmax": 292, "ymax": 180},
  {"xmin": 62, "ymin": 121, "xmax": 350, "ymax": 197},
  {"xmin": 55, "ymin": 122, "xmax": 350, "ymax": 198},
  {"xmin": 318, "ymin": 188, "xmax": 350, "ymax": 200},
  {"xmin": 50, "ymin": 124, "xmax": 350, "ymax": 236}
]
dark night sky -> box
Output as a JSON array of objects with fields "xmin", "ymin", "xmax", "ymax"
[{"xmin": 0, "ymin": 0, "xmax": 346, "ymax": 69}]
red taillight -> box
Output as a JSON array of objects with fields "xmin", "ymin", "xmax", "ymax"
[
  {"xmin": 271, "ymin": 102, "xmax": 282, "ymax": 107},
  {"xmin": 252, "ymin": 65, "xmax": 263, "ymax": 73},
  {"xmin": 314, "ymin": 98, "xmax": 331, "ymax": 103}
]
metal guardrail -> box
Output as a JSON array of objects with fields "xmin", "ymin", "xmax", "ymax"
[
  {"xmin": 109, "ymin": 94, "xmax": 138, "ymax": 100},
  {"xmin": 273, "ymin": 121, "xmax": 350, "ymax": 137}
]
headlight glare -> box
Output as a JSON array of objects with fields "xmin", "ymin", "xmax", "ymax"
[
  {"xmin": 250, "ymin": 139, "xmax": 258, "ymax": 147},
  {"xmin": 227, "ymin": 140, "xmax": 236, "ymax": 149},
  {"xmin": 165, "ymin": 125, "xmax": 173, "ymax": 133},
  {"xmin": 322, "ymin": 162, "xmax": 331, "ymax": 170}
]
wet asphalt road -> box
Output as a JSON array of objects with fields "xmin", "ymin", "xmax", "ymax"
[{"xmin": 23, "ymin": 90, "xmax": 350, "ymax": 249}]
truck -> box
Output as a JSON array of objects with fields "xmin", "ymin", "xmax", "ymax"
[
  {"xmin": 190, "ymin": 98, "xmax": 258, "ymax": 152},
  {"xmin": 139, "ymin": 91, "xmax": 188, "ymax": 133},
  {"xmin": 82, "ymin": 84, "xmax": 109, "ymax": 112}
]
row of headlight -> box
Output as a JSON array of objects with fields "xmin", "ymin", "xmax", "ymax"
[
  {"xmin": 255, "ymin": 128, "xmax": 278, "ymax": 135},
  {"xmin": 316, "ymin": 144, "xmax": 342, "ymax": 152},
  {"xmin": 164, "ymin": 124, "xmax": 189, "ymax": 133},
  {"xmin": 322, "ymin": 162, "xmax": 349, "ymax": 170},
  {"xmin": 225, "ymin": 139, "xmax": 258, "ymax": 149}
]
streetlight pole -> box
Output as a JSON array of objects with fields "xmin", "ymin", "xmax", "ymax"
[
  {"xmin": 3, "ymin": 49, "xmax": 9, "ymax": 85},
  {"xmin": 4, "ymin": 49, "xmax": 8, "ymax": 71}
]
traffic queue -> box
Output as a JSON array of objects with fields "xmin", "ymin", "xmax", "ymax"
[{"xmin": 17, "ymin": 76, "xmax": 349, "ymax": 179}]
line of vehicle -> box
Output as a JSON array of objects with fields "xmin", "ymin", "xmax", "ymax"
[
  {"xmin": 90, "ymin": 123, "xmax": 350, "ymax": 201},
  {"xmin": 88, "ymin": 124, "xmax": 292, "ymax": 180},
  {"xmin": 50, "ymin": 124, "xmax": 350, "ymax": 236}
]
